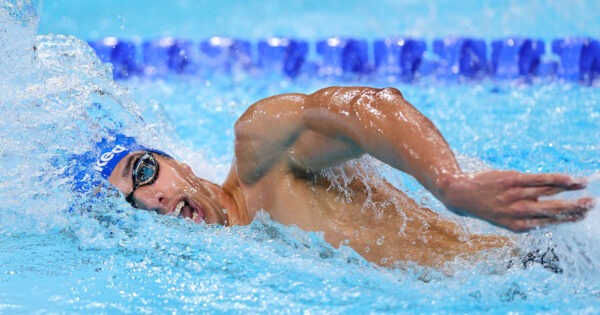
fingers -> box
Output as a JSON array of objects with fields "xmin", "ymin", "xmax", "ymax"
[
  {"xmin": 505, "ymin": 198, "xmax": 593, "ymax": 232},
  {"xmin": 507, "ymin": 186, "xmax": 570, "ymax": 201},
  {"xmin": 507, "ymin": 213, "xmax": 586, "ymax": 232},
  {"xmin": 514, "ymin": 173, "xmax": 587, "ymax": 190},
  {"xmin": 511, "ymin": 197, "xmax": 595, "ymax": 219}
]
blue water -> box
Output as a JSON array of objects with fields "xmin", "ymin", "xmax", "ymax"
[
  {"xmin": 39, "ymin": 0, "xmax": 600, "ymax": 42},
  {"xmin": 1, "ymin": 1, "xmax": 600, "ymax": 314}
]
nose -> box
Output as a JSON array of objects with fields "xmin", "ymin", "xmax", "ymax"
[{"xmin": 132, "ymin": 185, "xmax": 169, "ymax": 214}]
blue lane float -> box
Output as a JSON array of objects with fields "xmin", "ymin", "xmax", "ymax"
[
  {"xmin": 433, "ymin": 38, "xmax": 487, "ymax": 79},
  {"xmin": 88, "ymin": 37, "xmax": 138, "ymax": 79},
  {"xmin": 86, "ymin": 36, "xmax": 600, "ymax": 85},
  {"xmin": 199, "ymin": 37, "xmax": 252, "ymax": 72},
  {"xmin": 491, "ymin": 38, "xmax": 545, "ymax": 79},
  {"xmin": 552, "ymin": 38, "xmax": 600, "ymax": 84},
  {"xmin": 316, "ymin": 37, "xmax": 370, "ymax": 75},
  {"xmin": 142, "ymin": 38, "xmax": 196, "ymax": 76},
  {"xmin": 257, "ymin": 38, "xmax": 308, "ymax": 78},
  {"xmin": 374, "ymin": 38, "xmax": 426, "ymax": 81}
]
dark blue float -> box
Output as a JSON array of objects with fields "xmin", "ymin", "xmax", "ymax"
[
  {"xmin": 374, "ymin": 38, "xmax": 426, "ymax": 81},
  {"xmin": 86, "ymin": 36, "xmax": 599, "ymax": 85}
]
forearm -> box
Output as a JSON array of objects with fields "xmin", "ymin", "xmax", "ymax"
[
  {"xmin": 302, "ymin": 87, "xmax": 593, "ymax": 232},
  {"xmin": 303, "ymin": 86, "xmax": 462, "ymax": 199},
  {"xmin": 234, "ymin": 87, "xmax": 592, "ymax": 232}
]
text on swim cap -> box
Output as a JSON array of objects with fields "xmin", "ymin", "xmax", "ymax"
[{"xmin": 93, "ymin": 145, "xmax": 127, "ymax": 173}]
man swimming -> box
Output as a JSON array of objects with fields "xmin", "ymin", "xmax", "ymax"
[{"xmin": 94, "ymin": 86, "xmax": 594, "ymax": 269}]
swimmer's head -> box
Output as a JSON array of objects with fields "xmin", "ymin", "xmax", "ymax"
[
  {"xmin": 93, "ymin": 133, "xmax": 170, "ymax": 180},
  {"xmin": 91, "ymin": 133, "xmax": 229, "ymax": 225}
]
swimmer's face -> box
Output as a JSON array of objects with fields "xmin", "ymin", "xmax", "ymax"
[{"xmin": 108, "ymin": 151, "xmax": 228, "ymax": 225}]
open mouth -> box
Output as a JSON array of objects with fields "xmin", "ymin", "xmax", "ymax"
[{"xmin": 172, "ymin": 200, "xmax": 204, "ymax": 223}]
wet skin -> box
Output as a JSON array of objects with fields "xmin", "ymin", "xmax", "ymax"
[{"xmin": 108, "ymin": 86, "xmax": 594, "ymax": 269}]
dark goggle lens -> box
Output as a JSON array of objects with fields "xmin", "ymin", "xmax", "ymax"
[
  {"xmin": 133, "ymin": 153, "xmax": 158, "ymax": 188},
  {"xmin": 126, "ymin": 152, "xmax": 160, "ymax": 209}
]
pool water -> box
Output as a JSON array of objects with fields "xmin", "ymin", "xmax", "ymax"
[
  {"xmin": 2, "ymin": 1, "xmax": 600, "ymax": 314},
  {"xmin": 38, "ymin": 0, "xmax": 600, "ymax": 42}
]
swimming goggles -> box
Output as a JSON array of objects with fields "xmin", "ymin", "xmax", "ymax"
[{"xmin": 125, "ymin": 152, "xmax": 159, "ymax": 208}]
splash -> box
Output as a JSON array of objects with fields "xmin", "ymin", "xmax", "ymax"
[
  {"xmin": 0, "ymin": 0, "xmax": 42, "ymax": 84},
  {"xmin": 0, "ymin": 2, "xmax": 170, "ymax": 234},
  {"xmin": 2, "ymin": 2, "xmax": 600, "ymax": 313}
]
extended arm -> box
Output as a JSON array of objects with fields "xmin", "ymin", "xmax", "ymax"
[{"xmin": 234, "ymin": 86, "xmax": 594, "ymax": 231}]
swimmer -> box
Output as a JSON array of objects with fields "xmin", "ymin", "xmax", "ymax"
[{"xmin": 93, "ymin": 86, "xmax": 594, "ymax": 269}]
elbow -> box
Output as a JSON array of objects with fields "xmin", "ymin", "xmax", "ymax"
[
  {"xmin": 375, "ymin": 87, "xmax": 404, "ymax": 100},
  {"xmin": 350, "ymin": 87, "xmax": 407, "ymax": 117},
  {"xmin": 349, "ymin": 87, "xmax": 406, "ymax": 117}
]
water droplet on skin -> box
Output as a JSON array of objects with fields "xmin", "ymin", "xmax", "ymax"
[
  {"xmin": 376, "ymin": 236, "xmax": 385, "ymax": 246},
  {"xmin": 419, "ymin": 196, "xmax": 430, "ymax": 207}
]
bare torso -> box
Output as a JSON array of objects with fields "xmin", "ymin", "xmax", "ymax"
[
  {"xmin": 229, "ymin": 161, "xmax": 510, "ymax": 269},
  {"xmin": 219, "ymin": 86, "xmax": 588, "ymax": 269},
  {"xmin": 109, "ymin": 86, "xmax": 590, "ymax": 270}
]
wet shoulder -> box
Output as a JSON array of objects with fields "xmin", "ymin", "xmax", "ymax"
[{"xmin": 232, "ymin": 93, "xmax": 309, "ymax": 185}]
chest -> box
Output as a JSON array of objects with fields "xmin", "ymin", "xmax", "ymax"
[
  {"xmin": 235, "ymin": 169, "xmax": 507, "ymax": 269},
  {"xmin": 241, "ymin": 171, "xmax": 391, "ymax": 244}
]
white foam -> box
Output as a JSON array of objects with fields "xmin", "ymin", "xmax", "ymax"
[{"xmin": 0, "ymin": 1, "xmax": 41, "ymax": 86}]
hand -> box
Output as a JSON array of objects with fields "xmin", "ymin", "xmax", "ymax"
[{"xmin": 437, "ymin": 170, "xmax": 595, "ymax": 232}]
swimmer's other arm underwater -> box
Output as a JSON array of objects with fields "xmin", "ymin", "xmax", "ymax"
[{"xmin": 95, "ymin": 86, "xmax": 594, "ymax": 269}]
